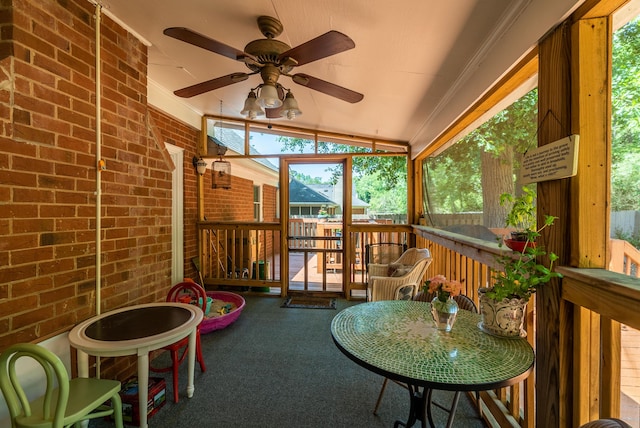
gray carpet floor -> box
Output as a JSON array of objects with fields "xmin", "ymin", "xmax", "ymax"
[{"xmin": 91, "ymin": 294, "xmax": 487, "ymax": 427}]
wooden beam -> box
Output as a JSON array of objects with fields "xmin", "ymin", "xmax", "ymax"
[{"xmin": 573, "ymin": 0, "xmax": 630, "ymax": 20}]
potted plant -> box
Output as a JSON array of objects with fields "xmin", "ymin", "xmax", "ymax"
[
  {"xmin": 500, "ymin": 186, "xmax": 557, "ymax": 251},
  {"xmin": 479, "ymin": 189, "xmax": 563, "ymax": 337}
]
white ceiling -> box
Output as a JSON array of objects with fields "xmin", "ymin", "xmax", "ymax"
[{"xmin": 100, "ymin": 0, "xmax": 584, "ymax": 156}]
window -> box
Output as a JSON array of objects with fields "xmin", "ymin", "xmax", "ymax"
[
  {"xmin": 253, "ymin": 185, "xmax": 261, "ymax": 221},
  {"xmin": 422, "ymin": 88, "xmax": 538, "ymax": 230}
]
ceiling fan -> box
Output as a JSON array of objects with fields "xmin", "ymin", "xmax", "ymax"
[{"xmin": 164, "ymin": 15, "xmax": 364, "ymax": 119}]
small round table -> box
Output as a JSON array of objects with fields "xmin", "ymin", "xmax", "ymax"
[
  {"xmin": 68, "ymin": 302, "xmax": 203, "ymax": 428},
  {"xmin": 331, "ymin": 300, "xmax": 534, "ymax": 428}
]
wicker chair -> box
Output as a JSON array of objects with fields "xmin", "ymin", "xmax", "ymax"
[{"xmin": 367, "ymin": 248, "xmax": 432, "ymax": 301}]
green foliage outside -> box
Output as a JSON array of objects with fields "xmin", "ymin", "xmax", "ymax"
[
  {"xmin": 424, "ymin": 89, "xmax": 537, "ymax": 219},
  {"xmin": 290, "ymin": 170, "xmax": 324, "ymax": 184},
  {"xmin": 612, "ymin": 16, "xmax": 640, "ymax": 211},
  {"xmin": 424, "ymin": 16, "xmax": 640, "ymax": 228}
]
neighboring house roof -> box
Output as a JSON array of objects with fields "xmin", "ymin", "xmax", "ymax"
[
  {"xmin": 289, "ymin": 179, "xmax": 336, "ymax": 206},
  {"xmin": 308, "ymin": 184, "xmax": 369, "ymax": 207},
  {"xmin": 208, "ymin": 128, "xmax": 278, "ymax": 172}
]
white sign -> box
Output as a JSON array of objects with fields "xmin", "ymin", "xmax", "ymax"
[{"xmin": 520, "ymin": 134, "xmax": 579, "ymax": 184}]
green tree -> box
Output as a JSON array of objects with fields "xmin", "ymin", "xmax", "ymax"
[
  {"xmin": 424, "ymin": 89, "xmax": 538, "ymax": 228},
  {"xmin": 290, "ymin": 170, "xmax": 324, "ymax": 184},
  {"xmin": 612, "ymin": 16, "xmax": 640, "ymax": 211},
  {"xmin": 356, "ymin": 170, "xmax": 407, "ymax": 213}
]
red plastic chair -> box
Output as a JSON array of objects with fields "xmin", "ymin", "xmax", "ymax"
[{"xmin": 149, "ymin": 281, "xmax": 207, "ymax": 402}]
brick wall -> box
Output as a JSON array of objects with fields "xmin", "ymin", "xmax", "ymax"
[
  {"xmin": 0, "ymin": 0, "xmax": 279, "ymax": 380},
  {"xmin": 148, "ymin": 108, "xmax": 201, "ymax": 281},
  {"xmin": 203, "ymin": 174, "xmax": 256, "ymax": 221},
  {"xmin": 0, "ymin": 0, "xmax": 173, "ymax": 380}
]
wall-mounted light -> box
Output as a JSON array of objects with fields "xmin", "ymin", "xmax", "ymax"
[{"xmin": 192, "ymin": 156, "xmax": 207, "ymax": 176}]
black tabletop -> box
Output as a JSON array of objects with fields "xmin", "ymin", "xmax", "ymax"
[{"xmin": 84, "ymin": 305, "xmax": 192, "ymax": 341}]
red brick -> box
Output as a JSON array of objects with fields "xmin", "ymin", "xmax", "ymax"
[
  {"xmin": 13, "ymin": 305, "xmax": 54, "ymax": 329},
  {"xmin": 57, "ymin": 79, "xmax": 90, "ymax": 101},
  {"xmin": 13, "ymin": 155, "xmax": 54, "ymax": 174},
  {"xmin": 38, "ymin": 174, "xmax": 75, "ymax": 190},
  {"xmin": 40, "ymin": 284, "xmax": 76, "ymax": 304},
  {"xmin": 33, "ymin": 84, "xmax": 71, "ymax": 109},
  {"xmin": 12, "ymin": 123, "xmax": 55, "ymax": 145},
  {"xmin": 12, "ymin": 246, "xmax": 53, "ymax": 264},
  {"xmin": 14, "ymin": 57, "xmax": 57, "ymax": 87},
  {"xmin": 0, "ymin": 169, "xmax": 37, "ymax": 187},
  {"xmin": 38, "ymin": 258, "xmax": 75, "ymax": 276}
]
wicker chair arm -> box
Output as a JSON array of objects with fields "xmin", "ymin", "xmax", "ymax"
[{"xmin": 368, "ymin": 263, "xmax": 390, "ymax": 277}]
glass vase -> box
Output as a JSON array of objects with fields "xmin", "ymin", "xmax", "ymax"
[{"xmin": 430, "ymin": 296, "xmax": 459, "ymax": 332}]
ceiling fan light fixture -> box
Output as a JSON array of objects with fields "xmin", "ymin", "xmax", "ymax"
[
  {"xmin": 240, "ymin": 90, "xmax": 264, "ymax": 119},
  {"xmin": 257, "ymin": 83, "xmax": 282, "ymax": 109},
  {"xmin": 280, "ymin": 90, "xmax": 302, "ymax": 120}
]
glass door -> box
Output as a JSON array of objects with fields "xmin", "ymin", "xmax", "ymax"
[{"xmin": 286, "ymin": 160, "xmax": 345, "ymax": 294}]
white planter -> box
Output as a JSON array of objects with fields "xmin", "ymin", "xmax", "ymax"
[{"xmin": 478, "ymin": 288, "xmax": 527, "ymax": 338}]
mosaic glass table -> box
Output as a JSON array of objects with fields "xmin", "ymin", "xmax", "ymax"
[
  {"xmin": 68, "ymin": 302, "xmax": 203, "ymax": 428},
  {"xmin": 331, "ymin": 300, "xmax": 534, "ymax": 428}
]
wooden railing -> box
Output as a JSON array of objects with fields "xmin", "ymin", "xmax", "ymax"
[
  {"xmin": 196, "ymin": 221, "xmax": 282, "ymax": 288},
  {"xmin": 413, "ymin": 225, "xmax": 640, "ymax": 427},
  {"xmin": 610, "ymin": 238, "xmax": 640, "ymax": 278},
  {"xmin": 347, "ymin": 223, "xmax": 413, "ymax": 296}
]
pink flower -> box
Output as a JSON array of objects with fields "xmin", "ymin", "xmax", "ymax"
[{"xmin": 425, "ymin": 276, "xmax": 462, "ymax": 300}]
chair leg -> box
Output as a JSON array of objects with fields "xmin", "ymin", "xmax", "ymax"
[
  {"xmin": 373, "ymin": 377, "xmax": 389, "ymax": 415},
  {"xmin": 196, "ymin": 335, "xmax": 206, "ymax": 372},
  {"xmin": 445, "ymin": 391, "xmax": 462, "ymax": 428},
  {"xmin": 112, "ymin": 392, "xmax": 124, "ymax": 428},
  {"xmin": 171, "ymin": 348, "xmax": 180, "ymax": 403}
]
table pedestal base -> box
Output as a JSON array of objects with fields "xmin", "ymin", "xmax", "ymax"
[
  {"xmin": 393, "ymin": 384, "xmax": 427, "ymax": 428},
  {"xmin": 393, "ymin": 384, "xmax": 461, "ymax": 428}
]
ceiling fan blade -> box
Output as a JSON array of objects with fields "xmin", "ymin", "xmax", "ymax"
[
  {"xmin": 174, "ymin": 73, "xmax": 249, "ymax": 98},
  {"xmin": 163, "ymin": 27, "xmax": 256, "ymax": 63},
  {"xmin": 292, "ymin": 73, "xmax": 363, "ymax": 103},
  {"xmin": 279, "ymin": 31, "xmax": 355, "ymax": 66}
]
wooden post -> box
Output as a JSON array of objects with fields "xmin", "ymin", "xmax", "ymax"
[
  {"xmin": 571, "ymin": 15, "xmax": 619, "ymax": 422},
  {"xmin": 537, "ymin": 20, "xmax": 573, "ymax": 428}
]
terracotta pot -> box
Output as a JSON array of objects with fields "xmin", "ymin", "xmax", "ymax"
[
  {"xmin": 504, "ymin": 237, "xmax": 536, "ymax": 253},
  {"xmin": 478, "ymin": 288, "xmax": 527, "ymax": 338}
]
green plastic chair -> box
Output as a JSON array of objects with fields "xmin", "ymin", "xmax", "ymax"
[{"xmin": 0, "ymin": 343, "xmax": 124, "ymax": 428}]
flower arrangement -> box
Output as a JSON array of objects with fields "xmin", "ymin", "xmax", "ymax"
[{"xmin": 424, "ymin": 275, "xmax": 462, "ymax": 303}]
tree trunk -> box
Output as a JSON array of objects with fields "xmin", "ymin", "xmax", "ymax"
[{"xmin": 481, "ymin": 147, "xmax": 514, "ymax": 228}]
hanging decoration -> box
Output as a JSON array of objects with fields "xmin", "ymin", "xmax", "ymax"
[
  {"xmin": 212, "ymin": 100, "xmax": 231, "ymax": 189},
  {"xmin": 212, "ymin": 155, "xmax": 231, "ymax": 189}
]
